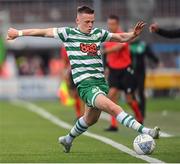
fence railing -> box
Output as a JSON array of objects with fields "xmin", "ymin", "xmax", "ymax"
[{"xmin": 0, "ymin": 0, "xmax": 180, "ymax": 23}]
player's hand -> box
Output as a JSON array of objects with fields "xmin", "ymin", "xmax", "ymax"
[
  {"xmin": 133, "ymin": 21, "xmax": 146, "ymax": 36},
  {"xmin": 149, "ymin": 23, "xmax": 159, "ymax": 33},
  {"xmin": 6, "ymin": 28, "xmax": 19, "ymax": 40}
]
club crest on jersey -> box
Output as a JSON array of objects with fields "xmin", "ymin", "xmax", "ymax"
[
  {"xmin": 92, "ymin": 87, "xmax": 99, "ymax": 93},
  {"xmin": 80, "ymin": 43, "xmax": 98, "ymax": 56},
  {"xmin": 91, "ymin": 34, "xmax": 99, "ymax": 40}
]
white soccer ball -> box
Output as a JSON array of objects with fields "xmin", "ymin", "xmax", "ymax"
[{"xmin": 133, "ymin": 134, "xmax": 156, "ymax": 155}]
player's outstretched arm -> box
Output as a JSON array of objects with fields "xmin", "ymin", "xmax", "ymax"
[
  {"xmin": 110, "ymin": 21, "xmax": 146, "ymax": 42},
  {"xmin": 6, "ymin": 28, "xmax": 55, "ymax": 40}
]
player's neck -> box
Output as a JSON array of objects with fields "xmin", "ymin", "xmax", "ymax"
[{"xmin": 76, "ymin": 27, "xmax": 91, "ymax": 35}]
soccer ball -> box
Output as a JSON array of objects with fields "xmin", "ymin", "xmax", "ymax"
[{"xmin": 133, "ymin": 134, "xmax": 156, "ymax": 155}]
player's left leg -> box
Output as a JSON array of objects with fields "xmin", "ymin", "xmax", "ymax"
[
  {"xmin": 95, "ymin": 94, "xmax": 159, "ymax": 138},
  {"xmin": 59, "ymin": 105, "xmax": 101, "ymax": 153}
]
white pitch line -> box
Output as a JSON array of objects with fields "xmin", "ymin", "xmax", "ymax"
[
  {"xmin": 11, "ymin": 99, "xmax": 165, "ymax": 163},
  {"xmin": 100, "ymin": 112, "xmax": 174, "ymax": 138}
]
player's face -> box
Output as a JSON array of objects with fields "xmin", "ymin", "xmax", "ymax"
[
  {"xmin": 76, "ymin": 13, "xmax": 95, "ymax": 34},
  {"xmin": 107, "ymin": 19, "xmax": 119, "ymax": 33}
]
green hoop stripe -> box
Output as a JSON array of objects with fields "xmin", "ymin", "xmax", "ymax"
[
  {"xmin": 77, "ymin": 120, "xmax": 87, "ymax": 130},
  {"xmin": 69, "ymin": 133, "xmax": 75, "ymax": 138},
  {"xmin": 138, "ymin": 125, "xmax": 144, "ymax": 133},
  {"xmin": 101, "ymin": 31, "xmax": 108, "ymax": 42},
  {"xmin": 121, "ymin": 115, "xmax": 130, "ymax": 125},
  {"xmin": 72, "ymin": 70, "xmax": 104, "ymax": 79},
  {"xmin": 71, "ymin": 63, "xmax": 103, "ymax": 69},
  {"xmin": 58, "ymin": 33, "xmax": 66, "ymax": 42},
  {"xmin": 75, "ymin": 124, "xmax": 85, "ymax": 133},
  {"xmin": 126, "ymin": 117, "xmax": 134, "ymax": 127}
]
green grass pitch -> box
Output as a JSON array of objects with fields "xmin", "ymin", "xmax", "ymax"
[{"xmin": 0, "ymin": 98, "xmax": 180, "ymax": 162}]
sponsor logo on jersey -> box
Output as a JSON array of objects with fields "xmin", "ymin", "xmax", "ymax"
[{"xmin": 80, "ymin": 43, "xmax": 98, "ymax": 56}]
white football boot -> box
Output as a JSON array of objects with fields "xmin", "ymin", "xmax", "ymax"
[
  {"xmin": 148, "ymin": 126, "xmax": 160, "ymax": 139},
  {"xmin": 58, "ymin": 136, "xmax": 72, "ymax": 153}
]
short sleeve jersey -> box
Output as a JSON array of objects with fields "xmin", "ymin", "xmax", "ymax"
[{"xmin": 54, "ymin": 27, "xmax": 112, "ymax": 85}]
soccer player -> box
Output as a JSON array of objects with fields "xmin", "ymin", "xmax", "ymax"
[
  {"xmin": 103, "ymin": 15, "xmax": 143, "ymax": 132},
  {"xmin": 149, "ymin": 23, "xmax": 180, "ymax": 38},
  {"xmin": 7, "ymin": 6, "xmax": 160, "ymax": 153}
]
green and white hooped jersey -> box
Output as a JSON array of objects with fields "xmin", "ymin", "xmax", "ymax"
[{"xmin": 53, "ymin": 27, "xmax": 112, "ymax": 85}]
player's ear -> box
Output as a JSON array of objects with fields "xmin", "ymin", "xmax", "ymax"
[
  {"xmin": 76, "ymin": 18, "xmax": 78, "ymax": 24},
  {"xmin": 76, "ymin": 15, "xmax": 80, "ymax": 24}
]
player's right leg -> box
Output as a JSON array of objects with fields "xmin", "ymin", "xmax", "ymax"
[
  {"xmin": 95, "ymin": 94, "xmax": 160, "ymax": 139},
  {"xmin": 58, "ymin": 105, "xmax": 101, "ymax": 153}
]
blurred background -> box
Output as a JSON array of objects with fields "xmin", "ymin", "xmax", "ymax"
[{"xmin": 0, "ymin": 0, "xmax": 180, "ymax": 100}]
